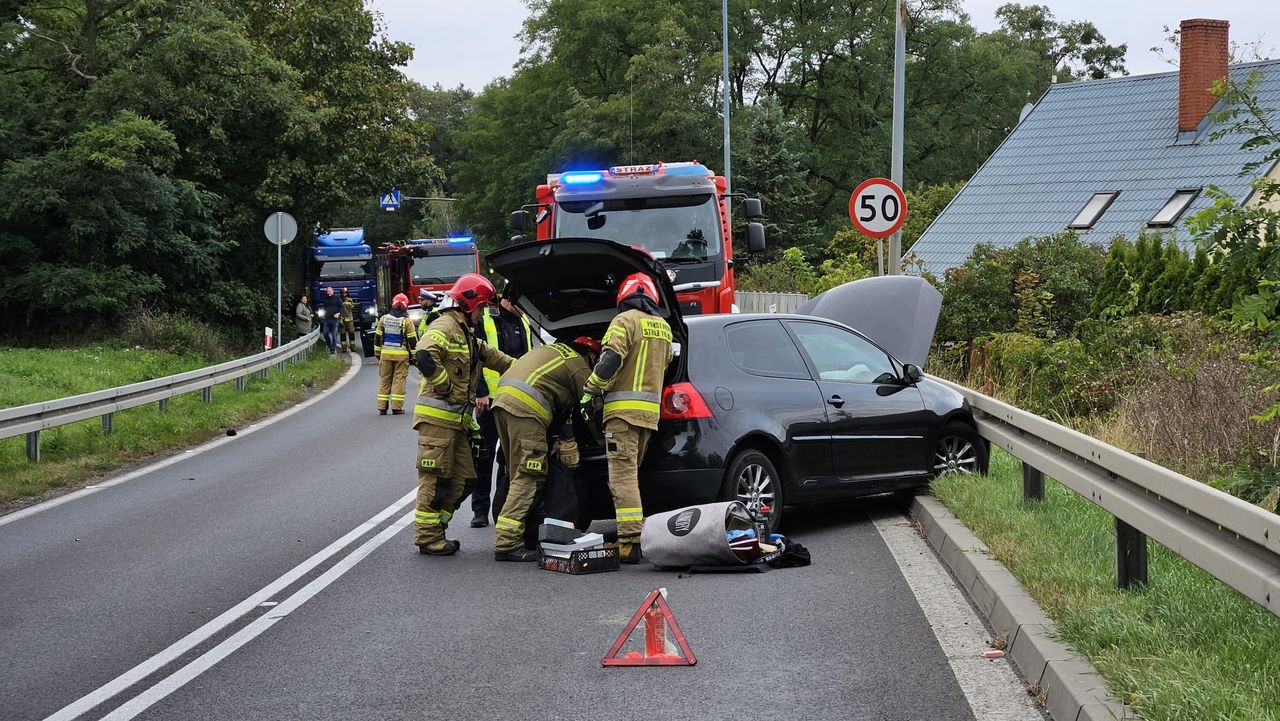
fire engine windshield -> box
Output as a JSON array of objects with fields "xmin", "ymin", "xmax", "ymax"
[
  {"xmin": 556, "ymin": 193, "xmax": 721, "ymax": 261},
  {"xmin": 318, "ymin": 261, "xmax": 371, "ymax": 280},
  {"xmin": 411, "ymin": 254, "xmax": 476, "ymax": 284}
]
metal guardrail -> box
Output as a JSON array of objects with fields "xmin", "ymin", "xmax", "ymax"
[
  {"xmin": 1, "ymin": 329, "xmax": 322, "ymax": 462},
  {"xmin": 929, "ymin": 374, "xmax": 1280, "ymax": 617},
  {"xmin": 734, "ymin": 291, "xmax": 810, "ymax": 314}
]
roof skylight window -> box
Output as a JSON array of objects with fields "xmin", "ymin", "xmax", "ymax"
[
  {"xmin": 1147, "ymin": 188, "xmax": 1201, "ymax": 227},
  {"xmin": 1068, "ymin": 191, "xmax": 1119, "ymax": 230}
]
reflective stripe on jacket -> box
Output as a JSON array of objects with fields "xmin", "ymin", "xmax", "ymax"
[
  {"xmin": 374, "ymin": 314, "xmax": 416, "ymax": 359},
  {"xmin": 492, "ymin": 343, "xmax": 591, "ymax": 426},
  {"xmin": 413, "ymin": 309, "xmax": 514, "ymax": 430},
  {"xmin": 586, "ymin": 309, "xmax": 673, "ymax": 430}
]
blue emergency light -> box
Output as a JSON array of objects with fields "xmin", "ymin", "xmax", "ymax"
[
  {"xmin": 560, "ymin": 171, "xmax": 604, "ymax": 185},
  {"xmin": 447, "ymin": 236, "xmax": 474, "ymax": 244}
]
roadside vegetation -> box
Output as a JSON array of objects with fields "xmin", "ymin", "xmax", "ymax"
[
  {"xmin": 933, "ymin": 450, "xmax": 1280, "ymax": 721},
  {"xmin": 917, "ymin": 72, "xmax": 1280, "ymax": 721},
  {"xmin": 0, "ymin": 307, "xmax": 345, "ymax": 504},
  {"xmin": 0, "ymin": 329, "xmax": 344, "ymax": 506}
]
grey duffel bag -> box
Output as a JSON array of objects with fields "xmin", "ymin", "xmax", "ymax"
[{"xmin": 641, "ymin": 501, "xmax": 756, "ymax": 569}]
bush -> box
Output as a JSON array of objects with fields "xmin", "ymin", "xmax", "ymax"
[{"xmin": 119, "ymin": 306, "xmax": 237, "ymax": 361}]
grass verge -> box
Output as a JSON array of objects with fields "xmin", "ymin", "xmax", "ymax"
[
  {"xmin": 931, "ymin": 448, "xmax": 1280, "ymax": 721},
  {"xmin": 0, "ymin": 347, "xmax": 345, "ymax": 506}
]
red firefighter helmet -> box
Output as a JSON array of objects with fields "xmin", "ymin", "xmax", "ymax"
[
  {"xmin": 616, "ymin": 272, "xmax": 659, "ymax": 307},
  {"xmin": 447, "ymin": 273, "xmax": 497, "ymax": 312},
  {"xmin": 570, "ymin": 336, "xmax": 602, "ymax": 356},
  {"xmin": 391, "ymin": 293, "xmax": 409, "ymax": 309}
]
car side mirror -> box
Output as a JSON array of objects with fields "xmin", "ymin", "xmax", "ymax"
[
  {"xmin": 743, "ymin": 197, "xmax": 764, "ymax": 219},
  {"xmin": 902, "ymin": 363, "xmax": 923, "ymax": 384},
  {"xmin": 745, "ymin": 222, "xmax": 766, "ymax": 254},
  {"xmin": 510, "ymin": 210, "xmax": 530, "ymax": 232}
]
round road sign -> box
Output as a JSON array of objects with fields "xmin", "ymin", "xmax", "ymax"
[
  {"xmin": 848, "ymin": 178, "xmax": 907, "ymax": 239},
  {"xmin": 264, "ymin": 211, "xmax": 298, "ymax": 246}
]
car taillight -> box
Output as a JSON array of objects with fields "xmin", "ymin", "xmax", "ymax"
[{"xmin": 661, "ymin": 382, "xmax": 713, "ymax": 420}]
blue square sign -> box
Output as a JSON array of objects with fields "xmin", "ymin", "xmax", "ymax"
[{"xmin": 380, "ymin": 188, "xmax": 401, "ymax": 210}]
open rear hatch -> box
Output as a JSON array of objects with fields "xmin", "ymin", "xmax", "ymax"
[
  {"xmin": 795, "ymin": 275, "xmax": 942, "ymax": 368},
  {"xmin": 486, "ymin": 238, "xmax": 686, "ymax": 346}
]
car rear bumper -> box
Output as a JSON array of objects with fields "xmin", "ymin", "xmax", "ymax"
[{"xmin": 639, "ymin": 467, "xmax": 722, "ymax": 514}]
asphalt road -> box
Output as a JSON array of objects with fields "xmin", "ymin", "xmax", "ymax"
[{"xmin": 1, "ymin": 358, "xmax": 1032, "ymax": 721}]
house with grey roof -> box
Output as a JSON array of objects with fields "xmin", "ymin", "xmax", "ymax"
[{"xmin": 913, "ymin": 19, "xmax": 1280, "ymax": 274}]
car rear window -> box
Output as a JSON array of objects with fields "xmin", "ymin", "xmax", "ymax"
[{"xmin": 724, "ymin": 321, "xmax": 809, "ymax": 379}]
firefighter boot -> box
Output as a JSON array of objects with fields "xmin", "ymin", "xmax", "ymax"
[
  {"xmin": 419, "ymin": 539, "xmax": 461, "ymax": 556},
  {"xmin": 618, "ymin": 541, "xmax": 642, "ymax": 564}
]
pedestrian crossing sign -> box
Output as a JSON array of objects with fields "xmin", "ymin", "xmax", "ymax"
[{"xmin": 380, "ymin": 188, "xmax": 401, "ymax": 211}]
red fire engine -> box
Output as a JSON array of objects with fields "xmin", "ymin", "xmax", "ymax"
[{"xmin": 510, "ymin": 162, "xmax": 765, "ymax": 315}]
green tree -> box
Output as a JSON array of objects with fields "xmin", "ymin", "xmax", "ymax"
[
  {"xmin": 734, "ymin": 97, "xmax": 820, "ymax": 254},
  {"xmin": 1090, "ymin": 237, "xmax": 1135, "ymax": 318}
]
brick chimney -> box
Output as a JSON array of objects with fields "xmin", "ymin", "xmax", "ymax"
[{"xmin": 1178, "ymin": 19, "xmax": 1230, "ymax": 132}]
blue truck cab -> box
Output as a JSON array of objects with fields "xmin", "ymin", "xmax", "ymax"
[{"xmin": 309, "ymin": 227, "xmax": 378, "ymax": 333}]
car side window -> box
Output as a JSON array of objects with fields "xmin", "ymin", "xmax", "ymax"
[
  {"xmin": 723, "ymin": 320, "xmax": 809, "ymax": 379},
  {"xmin": 787, "ymin": 321, "xmax": 898, "ymax": 385}
]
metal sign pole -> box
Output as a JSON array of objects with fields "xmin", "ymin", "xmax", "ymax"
[
  {"xmin": 888, "ymin": 0, "xmax": 906, "ymax": 275},
  {"xmin": 276, "ymin": 214, "xmax": 282, "ymax": 346}
]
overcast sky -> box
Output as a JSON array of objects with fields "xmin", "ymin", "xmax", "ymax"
[{"xmin": 372, "ymin": 0, "xmax": 1277, "ymax": 91}]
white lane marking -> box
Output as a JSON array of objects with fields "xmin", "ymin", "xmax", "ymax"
[
  {"xmin": 874, "ymin": 514, "xmax": 1043, "ymax": 721},
  {"xmin": 100, "ymin": 511, "xmax": 415, "ymax": 721},
  {"xmin": 42, "ymin": 488, "xmax": 414, "ymax": 721},
  {"xmin": 1, "ymin": 352, "xmax": 363, "ymax": 529}
]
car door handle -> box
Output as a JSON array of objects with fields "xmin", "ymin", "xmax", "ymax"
[{"xmin": 826, "ymin": 394, "xmax": 844, "ymax": 408}]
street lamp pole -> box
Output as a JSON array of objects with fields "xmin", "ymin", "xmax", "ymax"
[{"xmin": 722, "ymin": 0, "xmax": 732, "ymax": 226}]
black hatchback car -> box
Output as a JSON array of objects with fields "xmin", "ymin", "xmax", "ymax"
[{"xmin": 487, "ymin": 238, "xmax": 987, "ymax": 531}]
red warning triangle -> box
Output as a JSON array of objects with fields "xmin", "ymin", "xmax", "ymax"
[{"xmin": 602, "ymin": 588, "xmax": 696, "ymax": 666}]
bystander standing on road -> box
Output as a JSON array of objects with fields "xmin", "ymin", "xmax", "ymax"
[
  {"xmin": 416, "ymin": 288, "xmax": 441, "ymax": 336},
  {"xmin": 470, "ymin": 292, "xmax": 535, "ymax": 528},
  {"xmin": 320, "ymin": 287, "xmax": 342, "ymax": 354},
  {"xmin": 294, "ymin": 293, "xmax": 312, "ymax": 337}
]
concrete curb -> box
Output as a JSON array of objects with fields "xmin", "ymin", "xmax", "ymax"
[{"xmin": 910, "ymin": 496, "xmax": 1138, "ymax": 721}]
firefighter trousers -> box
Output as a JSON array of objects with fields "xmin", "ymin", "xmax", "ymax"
[
  {"xmin": 492, "ymin": 408, "xmax": 547, "ymax": 553},
  {"xmin": 414, "ymin": 423, "xmax": 477, "ymax": 547},
  {"xmin": 341, "ymin": 320, "xmax": 356, "ymax": 350},
  {"xmin": 603, "ymin": 417, "xmax": 651, "ymax": 543},
  {"xmin": 377, "ymin": 357, "xmax": 410, "ymax": 411}
]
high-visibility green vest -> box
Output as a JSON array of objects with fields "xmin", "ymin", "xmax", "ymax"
[{"xmin": 481, "ymin": 308, "xmax": 533, "ymax": 395}]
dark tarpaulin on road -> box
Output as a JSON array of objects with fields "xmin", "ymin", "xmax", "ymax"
[{"xmin": 795, "ymin": 275, "xmax": 942, "ymax": 368}]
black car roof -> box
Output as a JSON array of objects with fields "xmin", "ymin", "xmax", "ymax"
[{"xmin": 686, "ymin": 313, "xmax": 904, "ymax": 364}]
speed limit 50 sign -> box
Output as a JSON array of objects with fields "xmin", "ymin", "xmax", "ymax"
[{"xmin": 848, "ymin": 178, "xmax": 907, "ymax": 238}]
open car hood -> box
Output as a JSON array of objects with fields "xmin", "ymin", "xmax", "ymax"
[
  {"xmin": 794, "ymin": 276, "xmax": 942, "ymax": 368},
  {"xmin": 486, "ymin": 238, "xmax": 686, "ymax": 344}
]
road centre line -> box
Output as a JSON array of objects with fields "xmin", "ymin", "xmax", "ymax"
[
  {"xmin": 99, "ymin": 510, "xmax": 416, "ymax": 721},
  {"xmin": 0, "ymin": 351, "xmax": 363, "ymax": 530},
  {"xmin": 874, "ymin": 514, "xmax": 1041, "ymax": 721},
  {"xmin": 42, "ymin": 488, "xmax": 415, "ymax": 721}
]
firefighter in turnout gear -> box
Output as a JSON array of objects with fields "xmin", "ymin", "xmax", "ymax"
[
  {"xmin": 580, "ymin": 273, "xmax": 673, "ymax": 564},
  {"xmin": 340, "ymin": 288, "xmax": 357, "ymax": 352},
  {"xmin": 412, "ymin": 273, "xmax": 514, "ymax": 555},
  {"xmin": 472, "ymin": 294, "xmax": 535, "ymax": 528},
  {"xmin": 374, "ymin": 293, "xmax": 417, "ymax": 415},
  {"xmin": 491, "ymin": 336, "xmax": 600, "ymax": 561},
  {"xmin": 416, "ymin": 288, "xmax": 441, "ymax": 336}
]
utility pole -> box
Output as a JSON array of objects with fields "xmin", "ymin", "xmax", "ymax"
[
  {"xmin": 888, "ymin": 0, "xmax": 906, "ymax": 275},
  {"xmin": 722, "ymin": 0, "xmax": 732, "ymax": 225}
]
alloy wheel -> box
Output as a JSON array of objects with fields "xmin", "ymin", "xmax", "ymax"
[
  {"xmin": 934, "ymin": 436, "xmax": 978, "ymax": 476},
  {"xmin": 736, "ymin": 463, "xmax": 777, "ymax": 520}
]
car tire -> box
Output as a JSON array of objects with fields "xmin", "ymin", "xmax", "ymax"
[
  {"xmin": 721, "ymin": 449, "xmax": 784, "ymax": 533},
  {"xmin": 933, "ymin": 422, "xmax": 989, "ymax": 477}
]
